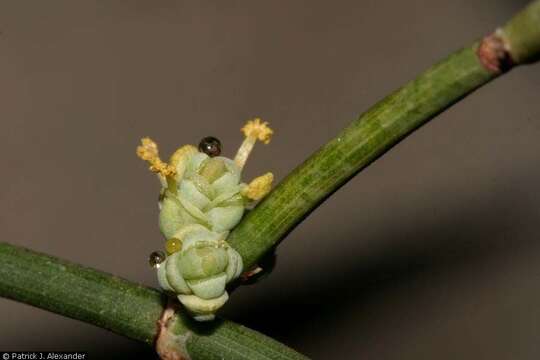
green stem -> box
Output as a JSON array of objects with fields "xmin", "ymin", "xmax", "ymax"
[
  {"xmin": 0, "ymin": 243, "xmax": 307, "ymax": 360},
  {"xmin": 501, "ymin": 0, "xmax": 540, "ymax": 64},
  {"xmin": 228, "ymin": 0, "xmax": 540, "ymax": 269}
]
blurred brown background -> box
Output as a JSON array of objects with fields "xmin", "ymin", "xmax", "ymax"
[{"xmin": 1, "ymin": 0, "xmax": 540, "ymax": 359}]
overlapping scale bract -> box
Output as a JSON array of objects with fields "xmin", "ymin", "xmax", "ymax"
[{"xmin": 157, "ymin": 149, "xmax": 245, "ymax": 321}]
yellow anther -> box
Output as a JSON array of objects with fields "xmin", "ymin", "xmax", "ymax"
[
  {"xmin": 137, "ymin": 137, "xmax": 159, "ymax": 161},
  {"xmin": 136, "ymin": 137, "xmax": 176, "ymax": 177},
  {"xmin": 241, "ymin": 172, "xmax": 274, "ymax": 201},
  {"xmin": 169, "ymin": 145, "xmax": 198, "ymax": 169},
  {"xmin": 235, "ymin": 119, "xmax": 274, "ymax": 169},
  {"xmin": 241, "ymin": 118, "xmax": 274, "ymax": 144}
]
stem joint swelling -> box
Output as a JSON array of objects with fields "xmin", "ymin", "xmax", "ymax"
[
  {"xmin": 155, "ymin": 299, "xmax": 192, "ymax": 360},
  {"xmin": 227, "ymin": 0, "xmax": 540, "ymax": 268},
  {"xmin": 477, "ymin": 31, "xmax": 514, "ymax": 73}
]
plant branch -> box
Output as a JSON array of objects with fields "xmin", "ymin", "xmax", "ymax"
[
  {"xmin": 0, "ymin": 243, "xmax": 307, "ymax": 360},
  {"xmin": 228, "ymin": 0, "xmax": 540, "ymax": 269}
]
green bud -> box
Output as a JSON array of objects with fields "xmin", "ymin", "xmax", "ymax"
[
  {"xmin": 138, "ymin": 123, "xmax": 274, "ymax": 321},
  {"xmin": 198, "ymin": 158, "xmax": 227, "ymax": 183},
  {"xmin": 186, "ymin": 273, "xmax": 227, "ymax": 299},
  {"xmin": 155, "ymin": 150, "xmax": 246, "ymax": 320},
  {"xmin": 164, "ymin": 253, "xmax": 191, "ymax": 294},
  {"xmin": 178, "ymin": 245, "xmax": 229, "ymax": 280}
]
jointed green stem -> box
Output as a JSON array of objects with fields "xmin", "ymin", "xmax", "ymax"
[
  {"xmin": 228, "ymin": 0, "xmax": 540, "ymax": 269},
  {"xmin": 0, "ymin": 243, "xmax": 307, "ymax": 360},
  {"xmin": 502, "ymin": 0, "xmax": 540, "ymax": 64}
]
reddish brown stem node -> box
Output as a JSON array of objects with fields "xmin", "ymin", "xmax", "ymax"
[
  {"xmin": 477, "ymin": 32, "xmax": 514, "ymax": 73},
  {"xmin": 155, "ymin": 299, "xmax": 191, "ymax": 360}
]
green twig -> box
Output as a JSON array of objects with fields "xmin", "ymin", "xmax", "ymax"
[
  {"xmin": 228, "ymin": 0, "xmax": 540, "ymax": 269},
  {"xmin": 0, "ymin": 243, "xmax": 307, "ymax": 360}
]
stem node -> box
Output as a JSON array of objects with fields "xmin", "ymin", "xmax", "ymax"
[
  {"xmin": 155, "ymin": 299, "xmax": 192, "ymax": 360},
  {"xmin": 477, "ymin": 31, "xmax": 514, "ymax": 73}
]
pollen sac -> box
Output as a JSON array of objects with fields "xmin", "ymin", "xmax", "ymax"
[
  {"xmin": 198, "ymin": 136, "xmax": 221, "ymax": 157},
  {"xmin": 149, "ymin": 251, "xmax": 166, "ymax": 268}
]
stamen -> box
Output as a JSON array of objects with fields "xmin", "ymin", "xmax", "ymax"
[
  {"xmin": 241, "ymin": 173, "xmax": 274, "ymax": 201},
  {"xmin": 234, "ymin": 118, "xmax": 274, "ymax": 169},
  {"xmin": 136, "ymin": 137, "xmax": 176, "ymax": 177}
]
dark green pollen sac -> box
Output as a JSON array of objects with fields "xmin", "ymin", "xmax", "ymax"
[{"xmin": 198, "ymin": 158, "xmax": 227, "ymax": 183}]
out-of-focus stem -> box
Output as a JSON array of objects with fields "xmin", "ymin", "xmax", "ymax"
[{"xmin": 228, "ymin": 0, "xmax": 540, "ymax": 269}]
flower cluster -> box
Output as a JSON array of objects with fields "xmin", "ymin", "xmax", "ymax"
[{"xmin": 137, "ymin": 119, "xmax": 274, "ymax": 321}]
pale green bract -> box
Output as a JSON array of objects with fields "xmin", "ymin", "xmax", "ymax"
[
  {"xmin": 157, "ymin": 153, "xmax": 246, "ymax": 321},
  {"xmin": 138, "ymin": 119, "xmax": 274, "ymax": 321}
]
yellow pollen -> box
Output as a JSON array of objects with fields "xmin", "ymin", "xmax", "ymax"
[
  {"xmin": 241, "ymin": 118, "xmax": 274, "ymax": 144},
  {"xmin": 136, "ymin": 137, "xmax": 176, "ymax": 177},
  {"xmin": 241, "ymin": 172, "xmax": 274, "ymax": 201}
]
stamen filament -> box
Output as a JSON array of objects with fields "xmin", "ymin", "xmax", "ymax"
[{"xmin": 234, "ymin": 118, "xmax": 273, "ymax": 169}]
